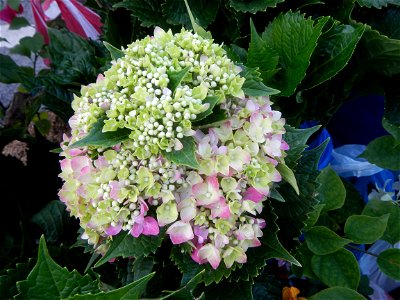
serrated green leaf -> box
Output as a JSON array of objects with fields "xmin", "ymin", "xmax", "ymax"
[
  {"xmin": 70, "ymin": 118, "xmax": 131, "ymax": 149},
  {"xmin": 377, "ymin": 248, "xmax": 400, "ymax": 281},
  {"xmin": 113, "ymin": 0, "xmax": 166, "ymax": 28},
  {"xmin": 95, "ymin": 231, "xmax": 164, "ymax": 268},
  {"xmin": 304, "ymin": 22, "xmax": 365, "ymax": 89},
  {"xmin": 360, "ymin": 28, "xmax": 400, "ymax": 77},
  {"xmin": 167, "ymin": 66, "xmax": 191, "ymax": 93},
  {"xmin": 160, "ymin": 270, "xmax": 204, "ymax": 299},
  {"xmin": 360, "ymin": 135, "xmax": 400, "ymax": 170},
  {"xmin": 9, "ymin": 17, "xmax": 29, "ymax": 30},
  {"xmin": 15, "ymin": 236, "xmax": 100, "ymax": 300},
  {"xmin": 362, "ymin": 199, "xmax": 400, "ymax": 245},
  {"xmin": 247, "ymin": 20, "xmax": 279, "ymax": 83},
  {"xmin": 371, "ymin": 7, "xmax": 400, "ymax": 39},
  {"xmin": 309, "ymin": 287, "xmax": 366, "ymax": 300},
  {"xmin": 240, "ymin": 65, "xmax": 280, "ymax": 96},
  {"xmin": 229, "ymin": 0, "xmax": 285, "ymax": 13},
  {"xmin": 31, "ymin": 200, "xmax": 70, "ymax": 243},
  {"xmin": 103, "ymin": 42, "xmax": 124, "ymax": 61},
  {"xmin": 311, "ymin": 249, "xmax": 360, "ymax": 290},
  {"xmin": 162, "ymin": 0, "xmax": 219, "ymax": 28},
  {"xmin": 356, "ymin": 0, "xmax": 400, "ymax": 8},
  {"xmin": 183, "ymin": 0, "xmax": 212, "ymax": 39},
  {"xmin": 68, "ymin": 272, "xmax": 155, "ymax": 300},
  {"xmin": 262, "ymin": 12, "xmax": 329, "ymax": 96},
  {"xmin": 344, "ymin": 214, "xmax": 389, "ymax": 244},
  {"xmin": 277, "ymin": 162, "xmax": 299, "ymax": 194},
  {"xmin": 305, "ymin": 226, "xmax": 351, "ymax": 255},
  {"xmin": 195, "ymin": 96, "xmax": 219, "ymax": 121},
  {"xmin": 283, "ymin": 125, "xmax": 320, "ymax": 169},
  {"xmin": 162, "ymin": 136, "xmax": 199, "ymax": 169},
  {"xmin": 0, "ymin": 259, "xmax": 35, "ymax": 300},
  {"xmin": 316, "ymin": 166, "xmax": 346, "ymax": 213}
]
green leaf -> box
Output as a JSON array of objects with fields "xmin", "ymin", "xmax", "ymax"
[
  {"xmin": 311, "ymin": 249, "xmax": 360, "ymax": 290},
  {"xmin": 192, "ymin": 106, "xmax": 228, "ymax": 128},
  {"xmin": 68, "ymin": 273, "xmax": 155, "ymax": 300},
  {"xmin": 167, "ymin": 66, "xmax": 191, "ymax": 93},
  {"xmin": 103, "ymin": 42, "xmax": 124, "ymax": 61},
  {"xmin": 183, "ymin": 0, "xmax": 212, "ymax": 39},
  {"xmin": 377, "ymin": 248, "xmax": 400, "ymax": 281},
  {"xmin": 247, "ymin": 20, "xmax": 279, "ymax": 83},
  {"xmin": 195, "ymin": 96, "xmax": 219, "ymax": 121},
  {"xmin": 305, "ymin": 226, "xmax": 352, "ymax": 255},
  {"xmin": 292, "ymin": 243, "xmax": 317, "ymax": 279},
  {"xmin": 304, "ymin": 22, "xmax": 365, "ymax": 89},
  {"xmin": 304, "ymin": 204, "xmax": 325, "ymax": 229},
  {"xmin": 31, "ymin": 200, "xmax": 70, "ymax": 243},
  {"xmin": 229, "ymin": 0, "xmax": 285, "ymax": 13},
  {"xmin": 160, "ymin": 270, "xmax": 204, "ymax": 299},
  {"xmin": 360, "ymin": 135, "xmax": 400, "ymax": 170},
  {"xmin": 240, "ymin": 65, "xmax": 280, "ymax": 96},
  {"xmin": 309, "ymin": 287, "xmax": 366, "ymax": 300},
  {"xmin": 132, "ymin": 256, "xmax": 154, "ymax": 282},
  {"xmin": 113, "ymin": 0, "xmax": 167, "ymax": 28},
  {"xmin": 360, "ymin": 28, "xmax": 400, "ymax": 77},
  {"xmin": 344, "ymin": 214, "xmax": 389, "ymax": 244},
  {"xmin": 162, "ymin": 0, "xmax": 219, "ymax": 28},
  {"xmin": 362, "ymin": 199, "xmax": 400, "ymax": 245},
  {"xmin": 383, "ymin": 117, "xmax": 400, "ymax": 141},
  {"xmin": 0, "ymin": 259, "xmax": 35, "ymax": 300},
  {"xmin": 316, "ymin": 166, "xmax": 346, "ymax": 213},
  {"xmin": 15, "ymin": 236, "xmax": 100, "ymax": 299},
  {"xmin": 12, "ymin": 33, "xmax": 44, "ymax": 56},
  {"xmin": 9, "ymin": 17, "xmax": 29, "ymax": 30},
  {"xmin": 162, "ymin": 136, "xmax": 199, "ymax": 169},
  {"xmin": 205, "ymin": 281, "xmax": 253, "ymax": 300},
  {"xmin": 70, "ymin": 118, "xmax": 131, "ymax": 149},
  {"xmin": 370, "ymin": 7, "xmax": 400, "ymax": 39},
  {"xmin": 356, "ymin": 0, "xmax": 400, "ymax": 8},
  {"xmin": 0, "ymin": 54, "xmax": 22, "ymax": 83},
  {"xmin": 276, "ymin": 162, "xmax": 299, "ymax": 194},
  {"xmin": 329, "ymin": 180, "xmax": 365, "ymax": 225},
  {"xmin": 283, "ymin": 125, "xmax": 320, "ymax": 169},
  {"xmin": 262, "ymin": 12, "xmax": 329, "ymax": 96},
  {"xmin": 7, "ymin": 0, "xmax": 21, "ymax": 10},
  {"xmin": 95, "ymin": 231, "xmax": 164, "ymax": 268}
]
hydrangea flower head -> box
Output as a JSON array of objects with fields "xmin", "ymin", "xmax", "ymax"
[{"xmin": 59, "ymin": 27, "xmax": 289, "ymax": 270}]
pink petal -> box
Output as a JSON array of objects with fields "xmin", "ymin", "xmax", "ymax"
[
  {"xmin": 142, "ymin": 217, "xmax": 160, "ymax": 236},
  {"xmin": 130, "ymin": 223, "xmax": 143, "ymax": 238},
  {"xmin": 30, "ymin": 0, "xmax": 50, "ymax": 44},
  {"xmin": 55, "ymin": 0, "xmax": 102, "ymax": 40},
  {"xmin": 0, "ymin": 4, "xmax": 22, "ymax": 23},
  {"xmin": 243, "ymin": 187, "xmax": 264, "ymax": 203},
  {"xmin": 166, "ymin": 221, "xmax": 194, "ymax": 244},
  {"xmin": 105, "ymin": 223, "xmax": 122, "ymax": 236},
  {"xmin": 43, "ymin": 0, "xmax": 60, "ymax": 20},
  {"xmin": 192, "ymin": 182, "xmax": 208, "ymax": 197},
  {"xmin": 109, "ymin": 181, "xmax": 121, "ymax": 200},
  {"xmin": 208, "ymin": 176, "xmax": 219, "ymax": 191},
  {"xmin": 198, "ymin": 244, "xmax": 221, "ymax": 270}
]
